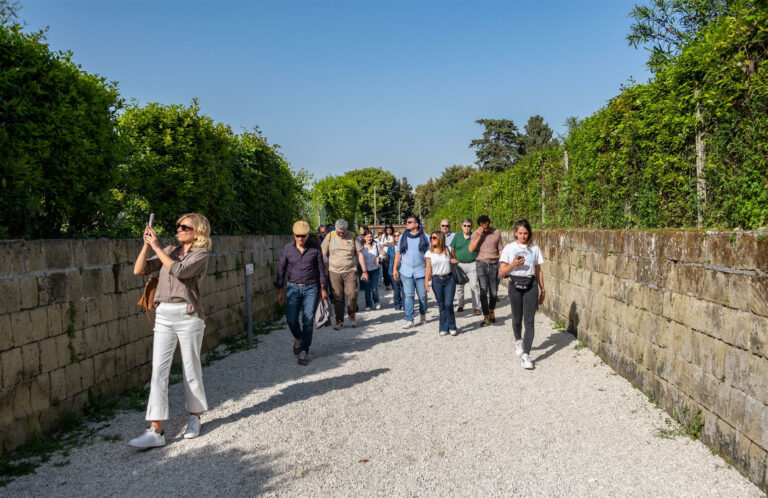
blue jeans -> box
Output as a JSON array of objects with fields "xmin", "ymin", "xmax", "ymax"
[
  {"xmin": 401, "ymin": 274, "xmax": 427, "ymax": 323},
  {"xmin": 431, "ymin": 274, "xmax": 456, "ymax": 332},
  {"xmin": 361, "ymin": 267, "xmax": 380, "ymax": 308},
  {"xmin": 390, "ymin": 271, "xmax": 403, "ymax": 309},
  {"xmin": 285, "ymin": 283, "xmax": 318, "ymax": 353}
]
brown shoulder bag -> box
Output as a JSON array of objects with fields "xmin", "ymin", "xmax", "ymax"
[{"xmin": 137, "ymin": 276, "xmax": 158, "ymax": 325}]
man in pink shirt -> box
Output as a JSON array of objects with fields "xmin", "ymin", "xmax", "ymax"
[{"xmin": 468, "ymin": 214, "xmax": 504, "ymax": 327}]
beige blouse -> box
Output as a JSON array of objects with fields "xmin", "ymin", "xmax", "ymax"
[{"xmin": 142, "ymin": 246, "xmax": 209, "ymax": 319}]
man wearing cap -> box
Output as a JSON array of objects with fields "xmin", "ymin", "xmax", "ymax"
[
  {"xmin": 321, "ymin": 219, "xmax": 368, "ymax": 329},
  {"xmin": 276, "ymin": 221, "xmax": 328, "ymax": 365}
]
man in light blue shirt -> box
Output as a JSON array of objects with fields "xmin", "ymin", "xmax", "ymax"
[{"xmin": 393, "ymin": 215, "xmax": 430, "ymax": 328}]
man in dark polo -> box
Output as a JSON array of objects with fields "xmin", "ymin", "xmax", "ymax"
[{"xmin": 276, "ymin": 221, "xmax": 328, "ymax": 365}]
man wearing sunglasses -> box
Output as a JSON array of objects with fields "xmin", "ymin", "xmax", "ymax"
[
  {"xmin": 321, "ymin": 219, "xmax": 368, "ymax": 329},
  {"xmin": 276, "ymin": 221, "xmax": 328, "ymax": 365},
  {"xmin": 450, "ymin": 218, "xmax": 481, "ymax": 315},
  {"xmin": 393, "ymin": 215, "xmax": 430, "ymax": 328},
  {"xmin": 440, "ymin": 219, "xmax": 455, "ymax": 247}
]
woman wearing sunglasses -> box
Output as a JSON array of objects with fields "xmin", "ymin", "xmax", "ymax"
[
  {"xmin": 129, "ymin": 213, "xmax": 212, "ymax": 448},
  {"xmin": 424, "ymin": 231, "xmax": 457, "ymax": 336}
]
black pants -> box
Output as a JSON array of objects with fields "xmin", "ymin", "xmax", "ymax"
[
  {"xmin": 509, "ymin": 279, "xmax": 538, "ymax": 355},
  {"xmin": 476, "ymin": 260, "xmax": 499, "ymax": 315}
]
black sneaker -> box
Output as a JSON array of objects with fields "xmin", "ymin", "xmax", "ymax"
[
  {"xmin": 293, "ymin": 339, "xmax": 301, "ymax": 355},
  {"xmin": 456, "ymin": 306, "xmax": 464, "ymax": 312},
  {"xmin": 298, "ymin": 351, "xmax": 310, "ymax": 366}
]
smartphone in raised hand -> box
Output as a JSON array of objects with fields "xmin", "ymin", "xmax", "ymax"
[{"xmin": 148, "ymin": 213, "xmax": 155, "ymax": 229}]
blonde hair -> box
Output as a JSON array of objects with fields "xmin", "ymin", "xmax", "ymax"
[{"xmin": 177, "ymin": 213, "xmax": 212, "ymax": 249}]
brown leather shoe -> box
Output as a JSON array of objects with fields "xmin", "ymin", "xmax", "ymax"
[
  {"xmin": 480, "ymin": 315, "xmax": 491, "ymax": 327},
  {"xmin": 489, "ymin": 311, "xmax": 496, "ymax": 323},
  {"xmin": 474, "ymin": 308, "xmax": 482, "ymax": 315}
]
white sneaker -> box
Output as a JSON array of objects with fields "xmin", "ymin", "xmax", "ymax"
[
  {"xmin": 439, "ymin": 330, "xmax": 448, "ymax": 336},
  {"xmin": 349, "ymin": 318, "xmax": 357, "ymax": 328},
  {"xmin": 375, "ymin": 303, "xmax": 381, "ymax": 310},
  {"xmin": 183, "ymin": 416, "xmax": 201, "ymax": 439},
  {"xmin": 129, "ymin": 427, "xmax": 165, "ymax": 448},
  {"xmin": 515, "ymin": 340, "xmax": 524, "ymax": 357},
  {"xmin": 419, "ymin": 314, "xmax": 426, "ymax": 325},
  {"xmin": 521, "ymin": 353, "xmax": 534, "ymax": 370},
  {"xmin": 365, "ymin": 307, "xmax": 372, "ymax": 311},
  {"xmin": 403, "ymin": 321, "xmax": 414, "ymax": 329},
  {"xmin": 449, "ymin": 329, "xmax": 457, "ymax": 336},
  {"xmin": 334, "ymin": 321, "xmax": 343, "ymax": 330}
]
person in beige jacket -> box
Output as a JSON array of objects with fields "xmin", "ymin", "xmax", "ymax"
[{"xmin": 129, "ymin": 212, "xmax": 211, "ymax": 449}]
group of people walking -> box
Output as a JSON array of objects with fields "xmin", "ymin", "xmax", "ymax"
[{"xmin": 128, "ymin": 211, "xmax": 544, "ymax": 449}]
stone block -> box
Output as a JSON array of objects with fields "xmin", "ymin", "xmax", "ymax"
[
  {"xmin": 83, "ymin": 326, "xmax": 100, "ymax": 358},
  {"xmin": 750, "ymin": 314, "xmax": 768, "ymax": 358},
  {"xmin": 81, "ymin": 269, "xmax": 106, "ymax": 298},
  {"xmin": 114, "ymin": 346, "xmax": 127, "ymax": 376},
  {"xmin": 49, "ymin": 367, "xmax": 67, "ymax": 403},
  {"xmin": 107, "ymin": 323, "xmax": 121, "ymax": 349},
  {"xmin": 0, "ymin": 313, "xmax": 11, "ymax": 351},
  {"xmin": 19, "ymin": 276, "xmax": 38, "ymax": 309},
  {"xmin": 55, "ymin": 334, "xmax": 70, "ymax": 369},
  {"xmin": 724, "ymin": 348, "xmax": 750, "ymax": 394},
  {"xmin": 43, "ymin": 240, "xmax": 73, "ymax": 270},
  {"xmin": 37, "ymin": 272, "xmax": 68, "ymax": 306},
  {"xmin": 741, "ymin": 394, "xmax": 763, "ymax": 444},
  {"xmin": 29, "ymin": 373, "xmax": 50, "ymax": 412},
  {"xmin": 46, "ymin": 304, "xmax": 63, "ymax": 338},
  {"xmin": 28, "ymin": 307, "xmax": 47, "ymax": 343},
  {"xmin": 64, "ymin": 362, "xmax": 82, "ymax": 398},
  {"xmin": 698, "ymin": 268, "xmax": 730, "ymax": 307},
  {"xmin": 83, "ymin": 239, "xmax": 111, "ymax": 266},
  {"xmin": 12, "ymin": 383, "xmax": 31, "ymax": 418},
  {"xmin": 10, "ymin": 310, "xmax": 31, "ymax": 348},
  {"xmin": 96, "ymin": 323, "xmax": 111, "ymax": 354},
  {"xmin": 67, "ymin": 270, "xmax": 82, "ymax": 302},
  {"xmin": 0, "ymin": 279, "xmax": 20, "ymax": 314},
  {"xmin": 39, "ymin": 337, "xmax": 58, "ymax": 374},
  {"xmin": 84, "ymin": 298, "xmax": 102, "ymax": 327},
  {"xmin": 745, "ymin": 353, "xmax": 768, "ymax": 405},
  {"xmin": 98, "ymin": 294, "xmax": 115, "ymax": 324},
  {"xmin": 747, "ymin": 443, "xmax": 767, "ymax": 492},
  {"xmin": 21, "ymin": 342, "xmax": 40, "ymax": 380},
  {"xmin": 94, "ymin": 350, "xmax": 116, "ymax": 383},
  {"xmin": 748, "ymin": 276, "xmax": 768, "ymax": 317},
  {"xmin": 22, "ymin": 241, "xmax": 43, "ymax": 273},
  {"xmin": 1, "ymin": 347, "xmax": 22, "ymax": 390}
]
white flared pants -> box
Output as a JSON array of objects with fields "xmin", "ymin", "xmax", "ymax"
[{"xmin": 146, "ymin": 303, "xmax": 208, "ymax": 421}]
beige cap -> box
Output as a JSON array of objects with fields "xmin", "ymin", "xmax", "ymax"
[{"xmin": 292, "ymin": 220, "xmax": 310, "ymax": 235}]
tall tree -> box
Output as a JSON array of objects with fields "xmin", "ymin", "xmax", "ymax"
[
  {"xmin": 627, "ymin": 0, "xmax": 728, "ymax": 71},
  {"xmin": 433, "ymin": 165, "xmax": 475, "ymax": 191},
  {"xmin": 341, "ymin": 167, "xmax": 400, "ymax": 225},
  {"xmin": 520, "ymin": 115, "xmax": 555, "ymax": 155},
  {"xmin": 469, "ymin": 119, "xmax": 522, "ymax": 172},
  {"xmin": 396, "ymin": 177, "xmax": 415, "ymax": 223}
]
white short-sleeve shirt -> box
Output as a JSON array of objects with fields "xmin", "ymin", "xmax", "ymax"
[
  {"xmin": 424, "ymin": 249, "xmax": 452, "ymax": 276},
  {"xmin": 500, "ymin": 242, "xmax": 543, "ymax": 277}
]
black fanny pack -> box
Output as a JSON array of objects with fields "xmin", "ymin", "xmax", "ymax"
[{"xmin": 510, "ymin": 275, "xmax": 534, "ymax": 291}]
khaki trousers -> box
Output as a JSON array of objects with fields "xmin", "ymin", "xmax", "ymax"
[{"xmin": 329, "ymin": 270, "xmax": 358, "ymax": 321}]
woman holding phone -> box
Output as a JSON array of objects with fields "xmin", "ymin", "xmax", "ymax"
[
  {"xmin": 499, "ymin": 219, "xmax": 544, "ymax": 370},
  {"xmin": 129, "ymin": 213, "xmax": 212, "ymax": 448}
]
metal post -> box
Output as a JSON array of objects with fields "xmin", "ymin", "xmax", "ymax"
[{"xmin": 244, "ymin": 263, "xmax": 254, "ymax": 347}]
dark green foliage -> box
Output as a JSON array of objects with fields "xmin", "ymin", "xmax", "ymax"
[
  {"xmin": 0, "ymin": 5, "xmax": 124, "ymax": 238},
  {"xmin": 469, "ymin": 119, "xmax": 522, "ymax": 172}
]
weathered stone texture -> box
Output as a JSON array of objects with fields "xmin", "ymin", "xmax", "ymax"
[{"xmin": 530, "ymin": 229, "xmax": 768, "ymax": 492}]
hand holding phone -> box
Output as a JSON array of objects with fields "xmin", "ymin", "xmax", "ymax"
[{"xmin": 148, "ymin": 213, "xmax": 155, "ymax": 229}]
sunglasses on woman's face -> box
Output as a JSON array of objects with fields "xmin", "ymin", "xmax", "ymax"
[
  {"xmin": 431, "ymin": 236, "xmax": 438, "ymax": 240},
  {"xmin": 176, "ymin": 224, "xmax": 194, "ymax": 232}
]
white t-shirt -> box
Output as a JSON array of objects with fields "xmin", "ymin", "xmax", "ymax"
[
  {"xmin": 500, "ymin": 242, "xmax": 543, "ymax": 277},
  {"xmin": 362, "ymin": 242, "xmax": 381, "ymax": 271},
  {"xmin": 425, "ymin": 249, "xmax": 452, "ymax": 276}
]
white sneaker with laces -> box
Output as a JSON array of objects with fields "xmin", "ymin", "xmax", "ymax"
[
  {"xmin": 183, "ymin": 415, "xmax": 201, "ymax": 439},
  {"xmin": 375, "ymin": 303, "xmax": 381, "ymax": 310},
  {"xmin": 515, "ymin": 340, "xmax": 524, "ymax": 357},
  {"xmin": 129, "ymin": 427, "xmax": 166, "ymax": 448},
  {"xmin": 449, "ymin": 329, "xmax": 457, "ymax": 336},
  {"xmin": 439, "ymin": 330, "xmax": 448, "ymax": 336},
  {"xmin": 403, "ymin": 321, "xmax": 414, "ymax": 329},
  {"xmin": 365, "ymin": 307, "xmax": 372, "ymax": 311},
  {"xmin": 521, "ymin": 353, "xmax": 534, "ymax": 370}
]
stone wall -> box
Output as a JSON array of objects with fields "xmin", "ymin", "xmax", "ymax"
[
  {"xmin": 0, "ymin": 235, "xmax": 288, "ymax": 455},
  {"xmin": 531, "ymin": 229, "xmax": 768, "ymax": 491}
]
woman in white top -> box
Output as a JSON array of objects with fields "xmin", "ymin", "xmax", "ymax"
[
  {"xmin": 425, "ymin": 231, "xmax": 457, "ymax": 336},
  {"xmin": 379, "ymin": 224, "xmax": 395, "ymax": 290},
  {"xmin": 361, "ymin": 231, "xmax": 382, "ymax": 310},
  {"xmin": 499, "ymin": 219, "xmax": 545, "ymax": 369}
]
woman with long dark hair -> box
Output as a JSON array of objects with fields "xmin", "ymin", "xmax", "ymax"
[
  {"xmin": 499, "ymin": 219, "xmax": 545, "ymax": 369},
  {"xmin": 425, "ymin": 231, "xmax": 457, "ymax": 336}
]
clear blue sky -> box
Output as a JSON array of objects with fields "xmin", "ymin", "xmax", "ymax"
[{"xmin": 21, "ymin": 0, "xmax": 650, "ymax": 186}]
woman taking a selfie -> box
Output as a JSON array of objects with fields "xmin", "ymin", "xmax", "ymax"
[
  {"xmin": 129, "ymin": 213, "xmax": 212, "ymax": 448},
  {"xmin": 499, "ymin": 218, "xmax": 544, "ymax": 370}
]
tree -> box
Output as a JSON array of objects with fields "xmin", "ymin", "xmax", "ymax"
[
  {"xmin": 627, "ymin": 0, "xmax": 727, "ymax": 71},
  {"xmin": 1, "ymin": 2, "xmax": 124, "ymax": 238},
  {"xmin": 311, "ymin": 175, "xmax": 360, "ymax": 225},
  {"xmin": 395, "ymin": 177, "xmax": 415, "ymax": 224},
  {"xmin": 469, "ymin": 119, "xmax": 522, "ymax": 172},
  {"xmin": 341, "ymin": 167, "xmax": 400, "ymax": 225},
  {"xmin": 519, "ymin": 115, "xmax": 556, "ymax": 155},
  {"xmin": 414, "ymin": 179, "xmax": 436, "ymax": 219},
  {"xmin": 433, "ymin": 165, "xmax": 475, "ymax": 191}
]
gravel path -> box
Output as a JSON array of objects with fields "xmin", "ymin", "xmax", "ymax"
[{"xmin": 4, "ymin": 288, "xmax": 763, "ymax": 497}]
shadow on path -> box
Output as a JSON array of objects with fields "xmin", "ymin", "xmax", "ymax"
[
  {"xmin": 205, "ymin": 368, "xmax": 390, "ymax": 432},
  {"xmin": 531, "ymin": 330, "xmax": 575, "ymax": 364}
]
